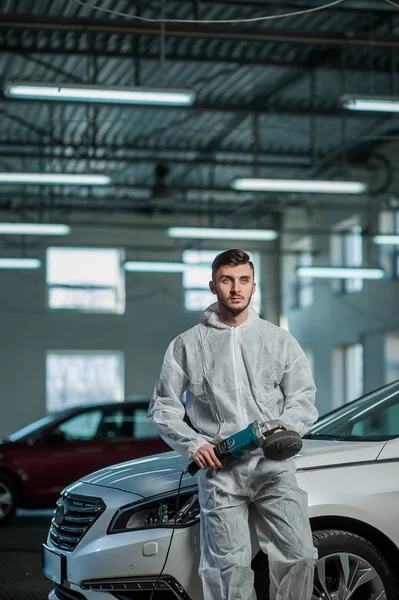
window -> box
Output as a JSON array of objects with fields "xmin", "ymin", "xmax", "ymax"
[
  {"xmin": 55, "ymin": 405, "xmax": 159, "ymax": 441},
  {"xmin": 290, "ymin": 237, "xmax": 313, "ymax": 308},
  {"xmin": 182, "ymin": 250, "xmax": 262, "ymax": 313},
  {"xmin": 350, "ymin": 400, "xmax": 399, "ymax": 438},
  {"xmin": 134, "ymin": 408, "xmax": 159, "ymax": 439},
  {"xmin": 47, "ymin": 247, "xmax": 125, "ymax": 314},
  {"xmin": 58, "ymin": 410, "xmax": 103, "ymax": 440},
  {"xmin": 385, "ymin": 332, "xmax": 399, "ymax": 384},
  {"xmin": 93, "ymin": 406, "xmax": 157, "ymax": 440},
  {"xmin": 379, "ymin": 210, "xmax": 399, "ymax": 280},
  {"xmin": 332, "ymin": 343, "xmax": 363, "ymax": 408},
  {"xmin": 331, "ymin": 218, "xmax": 363, "ymax": 294},
  {"xmin": 307, "ymin": 380, "xmax": 399, "ymax": 441},
  {"xmin": 297, "ymin": 250, "xmax": 314, "ymax": 308},
  {"xmin": 46, "ymin": 351, "xmax": 124, "ymax": 412}
]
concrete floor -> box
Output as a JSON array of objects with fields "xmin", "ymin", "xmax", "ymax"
[{"xmin": 0, "ymin": 510, "xmax": 54, "ymax": 600}]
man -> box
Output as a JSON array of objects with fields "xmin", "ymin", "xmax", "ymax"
[{"xmin": 148, "ymin": 248, "xmax": 318, "ymax": 600}]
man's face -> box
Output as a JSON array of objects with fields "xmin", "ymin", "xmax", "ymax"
[{"xmin": 209, "ymin": 263, "xmax": 256, "ymax": 316}]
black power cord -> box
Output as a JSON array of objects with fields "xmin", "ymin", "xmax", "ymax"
[{"xmin": 149, "ymin": 470, "xmax": 185, "ymax": 600}]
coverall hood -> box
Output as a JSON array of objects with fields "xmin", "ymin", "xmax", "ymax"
[{"xmin": 200, "ymin": 302, "xmax": 259, "ymax": 329}]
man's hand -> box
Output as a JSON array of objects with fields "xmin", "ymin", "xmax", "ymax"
[{"xmin": 194, "ymin": 443, "xmax": 223, "ymax": 470}]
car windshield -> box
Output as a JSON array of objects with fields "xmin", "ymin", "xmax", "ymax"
[
  {"xmin": 304, "ymin": 379, "xmax": 399, "ymax": 442},
  {"xmin": 8, "ymin": 412, "xmax": 70, "ymax": 441}
]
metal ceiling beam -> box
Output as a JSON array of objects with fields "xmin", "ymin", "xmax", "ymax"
[
  {"xmin": 0, "ymin": 184, "xmax": 278, "ymax": 196},
  {"xmin": 178, "ymin": 0, "xmax": 399, "ymax": 12},
  {"xmin": 53, "ymin": 183, "xmax": 369, "ymax": 196},
  {"xmin": 0, "ymin": 197, "xmax": 256, "ymax": 217},
  {"xmin": 1, "ymin": 238, "xmax": 311, "ymax": 256},
  {"xmin": 0, "ymin": 145, "xmax": 312, "ymax": 168},
  {"xmin": 0, "ymin": 44, "xmax": 393, "ymax": 74},
  {"xmin": 0, "ymin": 191, "xmax": 370, "ymax": 210},
  {"xmin": 2, "ymin": 14, "xmax": 399, "ymax": 50},
  {"xmin": 39, "ymin": 222, "xmax": 376, "ymax": 236}
]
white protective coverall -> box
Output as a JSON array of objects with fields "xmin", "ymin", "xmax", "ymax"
[{"xmin": 148, "ymin": 303, "xmax": 318, "ymax": 600}]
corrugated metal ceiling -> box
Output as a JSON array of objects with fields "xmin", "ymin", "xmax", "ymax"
[{"xmin": 0, "ymin": 0, "xmax": 398, "ymax": 219}]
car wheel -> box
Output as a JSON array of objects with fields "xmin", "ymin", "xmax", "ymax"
[
  {"xmin": 253, "ymin": 529, "xmax": 398, "ymax": 600},
  {"xmin": 312, "ymin": 529, "xmax": 397, "ymax": 600},
  {"xmin": 0, "ymin": 474, "xmax": 18, "ymax": 525}
]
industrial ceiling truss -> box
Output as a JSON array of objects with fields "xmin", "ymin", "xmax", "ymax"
[{"xmin": 0, "ymin": 1, "xmax": 399, "ymax": 222}]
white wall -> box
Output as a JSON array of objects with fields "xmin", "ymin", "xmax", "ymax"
[
  {"xmin": 284, "ymin": 204, "xmax": 399, "ymax": 416},
  {"xmin": 0, "ymin": 230, "xmax": 280, "ymax": 436},
  {"xmin": 0, "ymin": 250, "xmax": 199, "ymax": 436},
  {"xmin": 287, "ymin": 279, "xmax": 399, "ymax": 415}
]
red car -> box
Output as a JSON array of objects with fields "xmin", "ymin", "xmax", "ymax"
[{"xmin": 0, "ymin": 400, "xmax": 169, "ymax": 525}]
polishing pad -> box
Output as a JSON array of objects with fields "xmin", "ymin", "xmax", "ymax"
[{"xmin": 261, "ymin": 430, "xmax": 302, "ymax": 461}]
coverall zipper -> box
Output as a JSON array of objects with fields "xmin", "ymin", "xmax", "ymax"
[{"xmin": 231, "ymin": 327, "xmax": 245, "ymax": 428}]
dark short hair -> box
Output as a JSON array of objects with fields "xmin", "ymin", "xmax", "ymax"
[{"xmin": 211, "ymin": 249, "xmax": 254, "ymax": 280}]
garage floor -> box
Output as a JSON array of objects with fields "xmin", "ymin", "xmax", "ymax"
[{"xmin": 0, "ymin": 510, "xmax": 53, "ymax": 600}]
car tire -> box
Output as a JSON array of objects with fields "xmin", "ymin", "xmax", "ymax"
[
  {"xmin": 0, "ymin": 473, "xmax": 18, "ymax": 525},
  {"xmin": 253, "ymin": 529, "xmax": 398, "ymax": 600},
  {"xmin": 312, "ymin": 529, "xmax": 397, "ymax": 600}
]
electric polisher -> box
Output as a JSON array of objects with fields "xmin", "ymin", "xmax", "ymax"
[{"xmin": 185, "ymin": 420, "xmax": 302, "ymax": 476}]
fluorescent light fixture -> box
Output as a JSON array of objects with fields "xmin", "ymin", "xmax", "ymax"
[
  {"xmin": 342, "ymin": 94, "xmax": 399, "ymax": 113},
  {"xmin": 167, "ymin": 227, "xmax": 278, "ymax": 241},
  {"xmin": 124, "ymin": 261, "xmax": 185, "ymax": 273},
  {"xmin": 5, "ymin": 82, "xmax": 195, "ymax": 106},
  {"xmin": 297, "ymin": 266, "xmax": 384, "ymax": 279},
  {"xmin": 0, "ymin": 223, "xmax": 70, "ymax": 235},
  {"xmin": 0, "ymin": 173, "xmax": 110, "ymax": 185},
  {"xmin": 0, "ymin": 258, "xmax": 41, "ymax": 269},
  {"xmin": 232, "ymin": 178, "xmax": 366, "ymax": 194},
  {"xmin": 373, "ymin": 235, "xmax": 399, "ymax": 245}
]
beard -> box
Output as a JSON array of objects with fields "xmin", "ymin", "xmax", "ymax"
[{"xmin": 218, "ymin": 294, "xmax": 252, "ymax": 316}]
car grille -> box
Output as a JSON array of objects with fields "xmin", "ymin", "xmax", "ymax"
[
  {"xmin": 50, "ymin": 493, "xmax": 105, "ymax": 552},
  {"xmin": 81, "ymin": 576, "xmax": 191, "ymax": 599}
]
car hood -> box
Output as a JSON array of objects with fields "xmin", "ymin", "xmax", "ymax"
[{"xmin": 80, "ymin": 438, "xmax": 386, "ymax": 498}]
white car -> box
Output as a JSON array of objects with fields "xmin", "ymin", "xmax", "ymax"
[{"xmin": 43, "ymin": 380, "xmax": 399, "ymax": 600}]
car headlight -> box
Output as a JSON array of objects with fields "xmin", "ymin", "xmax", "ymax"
[{"xmin": 108, "ymin": 491, "xmax": 200, "ymax": 534}]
